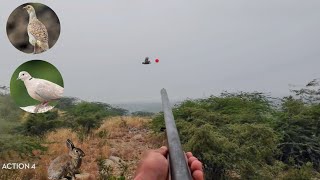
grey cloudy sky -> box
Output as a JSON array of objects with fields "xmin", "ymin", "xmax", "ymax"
[{"xmin": 0, "ymin": 0, "xmax": 319, "ymax": 103}]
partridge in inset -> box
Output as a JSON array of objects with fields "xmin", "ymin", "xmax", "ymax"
[{"xmin": 23, "ymin": 5, "xmax": 49, "ymax": 54}]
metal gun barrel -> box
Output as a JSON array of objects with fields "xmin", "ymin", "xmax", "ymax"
[{"xmin": 161, "ymin": 88, "xmax": 192, "ymax": 180}]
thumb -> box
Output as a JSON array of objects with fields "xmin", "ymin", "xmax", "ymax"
[{"xmin": 155, "ymin": 146, "xmax": 168, "ymax": 156}]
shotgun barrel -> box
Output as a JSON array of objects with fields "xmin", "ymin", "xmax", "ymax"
[{"xmin": 161, "ymin": 88, "xmax": 192, "ymax": 180}]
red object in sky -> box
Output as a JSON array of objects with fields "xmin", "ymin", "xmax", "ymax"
[{"xmin": 155, "ymin": 58, "xmax": 159, "ymax": 63}]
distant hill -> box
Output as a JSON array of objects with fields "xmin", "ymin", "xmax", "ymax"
[
  {"xmin": 113, "ymin": 101, "xmax": 181, "ymax": 113},
  {"xmin": 113, "ymin": 102, "xmax": 162, "ymax": 113}
]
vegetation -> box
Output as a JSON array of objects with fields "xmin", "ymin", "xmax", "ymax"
[
  {"xmin": 16, "ymin": 100, "xmax": 128, "ymax": 139},
  {"xmin": 65, "ymin": 102, "xmax": 128, "ymax": 139},
  {"xmin": 0, "ymin": 92, "xmax": 128, "ymax": 160},
  {"xmin": 151, "ymin": 82, "xmax": 320, "ymax": 179},
  {"xmin": 0, "ymin": 80, "xmax": 320, "ymax": 179},
  {"xmin": 131, "ymin": 111, "xmax": 154, "ymax": 117},
  {"xmin": 0, "ymin": 92, "xmax": 46, "ymax": 158},
  {"xmin": 96, "ymin": 156, "xmax": 127, "ymax": 180}
]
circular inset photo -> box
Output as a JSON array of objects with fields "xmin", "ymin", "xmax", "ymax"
[
  {"xmin": 6, "ymin": 3, "xmax": 61, "ymax": 54},
  {"xmin": 10, "ymin": 60, "xmax": 64, "ymax": 113}
]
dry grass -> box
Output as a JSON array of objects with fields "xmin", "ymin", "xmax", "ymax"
[
  {"xmin": 0, "ymin": 116, "xmax": 165, "ymax": 180},
  {"xmin": 98, "ymin": 116, "xmax": 149, "ymax": 138}
]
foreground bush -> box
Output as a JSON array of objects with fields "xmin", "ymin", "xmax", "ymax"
[{"xmin": 152, "ymin": 91, "xmax": 320, "ymax": 179}]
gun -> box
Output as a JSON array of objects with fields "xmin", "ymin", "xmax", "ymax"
[{"xmin": 161, "ymin": 88, "xmax": 192, "ymax": 180}]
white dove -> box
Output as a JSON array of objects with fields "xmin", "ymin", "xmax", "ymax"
[{"xmin": 17, "ymin": 71, "xmax": 63, "ymax": 113}]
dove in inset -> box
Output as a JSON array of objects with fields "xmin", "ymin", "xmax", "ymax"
[{"xmin": 17, "ymin": 71, "xmax": 63, "ymax": 113}]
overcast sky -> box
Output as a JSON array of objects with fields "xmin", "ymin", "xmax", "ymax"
[{"xmin": 0, "ymin": 0, "xmax": 319, "ymax": 103}]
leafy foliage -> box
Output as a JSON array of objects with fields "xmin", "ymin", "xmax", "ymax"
[
  {"xmin": 152, "ymin": 89, "xmax": 320, "ymax": 179},
  {"xmin": 276, "ymin": 98, "xmax": 320, "ymax": 170},
  {"xmin": 0, "ymin": 94, "xmax": 45, "ymax": 158},
  {"xmin": 18, "ymin": 111, "xmax": 61, "ymax": 136},
  {"xmin": 0, "ymin": 93, "xmax": 129, "ymax": 158},
  {"xmin": 0, "ymin": 135, "xmax": 46, "ymax": 158},
  {"xmin": 282, "ymin": 162, "xmax": 316, "ymax": 180},
  {"xmin": 131, "ymin": 111, "xmax": 154, "ymax": 117},
  {"xmin": 16, "ymin": 101, "xmax": 129, "ymax": 138},
  {"xmin": 67, "ymin": 102, "xmax": 128, "ymax": 136},
  {"xmin": 55, "ymin": 97, "xmax": 79, "ymax": 110},
  {"xmin": 1, "ymin": 80, "xmax": 320, "ymax": 179}
]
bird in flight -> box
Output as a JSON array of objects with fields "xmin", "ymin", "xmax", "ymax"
[
  {"xmin": 23, "ymin": 5, "xmax": 49, "ymax": 54},
  {"xmin": 142, "ymin": 57, "xmax": 151, "ymax": 65}
]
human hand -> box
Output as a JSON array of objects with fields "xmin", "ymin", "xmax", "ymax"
[
  {"xmin": 134, "ymin": 146, "xmax": 169, "ymax": 180},
  {"xmin": 186, "ymin": 152, "xmax": 204, "ymax": 180},
  {"xmin": 134, "ymin": 146, "xmax": 204, "ymax": 180}
]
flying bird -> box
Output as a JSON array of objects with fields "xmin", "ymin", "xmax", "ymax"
[
  {"xmin": 142, "ymin": 57, "xmax": 151, "ymax": 64},
  {"xmin": 23, "ymin": 5, "xmax": 49, "ymax": 54},
  {"xmin": 17, "ymin": 71, "xmax": 63, "ymax": 113}
]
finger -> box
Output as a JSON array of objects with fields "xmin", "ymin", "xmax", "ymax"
[
  {"xmin": 192, "ymin": 170, "xmax": 204, "ymax": 180},
  {"xmin": 154, "ymin": 146, "xmax": 168, "ymax": 156},
  {"xmin": 188, "ymin": 157, "xmax": 198, "ymax": 166},
  {"xmin": 191, "ymin": 160, "xmax": 203, "ymax": 172},
  {"xmin": 186, "ymin": 152, "xmax": 193, "ymax": 158}
]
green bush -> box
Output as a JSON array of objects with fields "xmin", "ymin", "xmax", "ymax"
[
  {"xmin": 282, "ymin": 162, "xmax": 314, "ymax": 180},
  {"xmin": 0, "ymin": 134, "xmax": 46, "ymax": 158},
  {"xmin": 65, "ymin": 102, "xmax": 128, "ymax": 137},
  {"xmin": 152, "ymin": 91, "xmax": 320, "ymax": 179},
  {"xmin": 17, "ymin": 111, "xmax": 62, "ymax": 136},
  {"xmin": 276, "ymin": 97, "xmax": 320, "ymax": 170}
]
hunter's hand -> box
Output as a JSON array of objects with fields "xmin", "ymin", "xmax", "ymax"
[
  {"xmin": 186, "ymin": 152, "xmax": 204, "ymax": 180},
  {"xmin": 134, "ymin": 146, "xmax": 204, "ymax": 180}
]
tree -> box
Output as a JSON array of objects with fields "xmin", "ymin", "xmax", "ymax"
[
  {"xmin": 152, "ymin": 92, "xmax": 280, "ymax": 178},
  {"xmin": 276, "ymin": 96, "xmax": 320, "ymax": 170},
  {"xmin": 18, "ymin": 111, "xmax": 61, "ymax": 136},
  {"xmin": 67, "ymin": 102, "xmax": 128, "ymax": 135},
  {"xmin": 131, "ymin": 111, "xmax": 154, "ymax": 117},
  {"xmin": 55, "ymin": 97, "xmax": 79, "ymax": 110}
]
